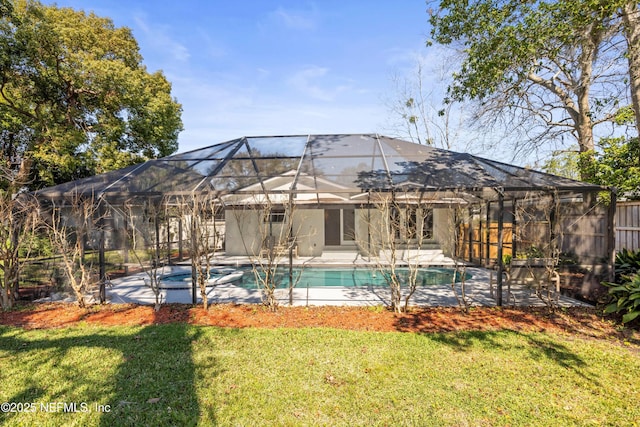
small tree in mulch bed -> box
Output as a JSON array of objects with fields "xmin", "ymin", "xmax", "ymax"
[
  {"xmin": 42, "ymin": 194, "xmax": 103, "ymax": 308},
  {"xmin": 359, "ymin": 190, "xmax": 441, "ymax": 313},
  {"xmin": 123, "ymin": 198, "xmax": 167, "ymax": 312},
  {"xmin": 180, "ymin": 194, "xmax": 224, "ymax": 311},
  {"xmin": 0, "ymin": 161, "xmax": 39, "ymax": 311}
]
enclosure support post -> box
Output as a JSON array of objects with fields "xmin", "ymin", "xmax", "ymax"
[
  {"xmin": 468, "ymin": 207, "xmax": 473, "ymax": 262},
  {"xmin": 288, "ymin": 192, "xmax": 294, "ymax": 305},
  {"xmin": 478, "ymin": 205, "xmax": 484, "ymax": 263},
  {"xmin": 10, "ymin": 219, "xmax": 20, "ymax": 297},
  {"xmin": 123, "ymin": 215, "xmax": 129, "ymax": 275},
  {"xmin": 485, "ymin": 201, "xmax": 491, "ymax": 267},
  {"xmin": 550, "ymin": 192, "xmax": 558, "ymax": 256},
  {"xmin": 190, "ymin": 208, "xmax": 198, "ymax": 305},
  {"xmin": 154, "ymin": 211, "xmax": 161, "ymax": 266},
  {"xmin": 607, "ymin": 188, "xmax": 617, "ymax": 281},
  {"xmin": 166, "ymin": 214, "xmax": 172, "ymax": 266},
  {"xmin": 367, "ymin": 193, "xmax": 371, "ymax": 261},
  {"xmin": 496, "ymin": 190, "xmax": 505, "ymax": 307},
  {"xmin": 512, "ymin": 199, "xmax": 518, "ymax": 258},
  {"xmin": 98, "ymin": 201, "xmax": 106, "ymax": 303},
  {"xmin": 178, "ymin": 218, "xmax": 183, "ymax": 261}
]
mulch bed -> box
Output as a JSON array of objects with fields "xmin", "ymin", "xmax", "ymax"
[{"xmin": 1, "ymin": 303, "xmax": 638, "ymax": 346}]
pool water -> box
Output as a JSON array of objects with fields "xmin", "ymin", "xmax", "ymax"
[
  {"xmin": 238, "ymin": 267, "xmax": 470, "ymax": 289},
  {"xmin": 158, "ymin": 268, "xmax": 243, "ymax": 289}
]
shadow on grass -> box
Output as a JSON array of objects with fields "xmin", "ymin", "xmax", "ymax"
[
  {"xmin": 414, "ymin": 328, "xmax": 599, "ymax": 385},
  {"xmin": 0, "ymin": 321, "xmax": 212, "ymax": 426}
]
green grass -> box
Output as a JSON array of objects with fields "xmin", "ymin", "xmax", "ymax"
[{"xmin": 0, "ymin": 324, "xmax": 638, "ymax": 426}]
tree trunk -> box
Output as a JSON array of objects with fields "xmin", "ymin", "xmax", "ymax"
[
  {"xmin": 623, "ymin": 0, "xmax": 640, "ymax": 136},
  {"xmin": 574, "ymin": 21, "xmax": 599, "ymax": 181},
  {"xmin": 575, "ymin": 112, "xmax": 596, "ymax": 181},
  {"xmin": 0, "ymin": 285, "xmax": 13, "ymax": 311}
]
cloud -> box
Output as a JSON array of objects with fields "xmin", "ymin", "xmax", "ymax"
[
  {"xmin": 195, "ymin": 28, "xmax": 228, "ymax": 59},
  {"xmin": 168, "ymin": 72, "xmax": 386, "ymax": 152},
  {"xmin": 133, "ymin": 14, "xmax": 190, "ymax": 62},
  {"xmin": 287, "ymin": 66, "xmax": 352, "ymax": 101},
  {"xmin": 268, "ymin": 6, "xmax": 318, "ymax": 31}
]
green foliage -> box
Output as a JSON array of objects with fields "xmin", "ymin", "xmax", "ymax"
[
  {"xmin": 430, "ymin": 0, "xmax": 626, "ymax": 104},
  {"xmin": 614, "ymin": 105, "xmax": 636, "ymax": 125},
  {"xmin": 17, "ymin": 232, "xmax": 52, "ymax": 258},
  {"xmin": 602, "ymin": 249, "xmax": 640, "ymax": 323},
  {"xmin": 602, "ymin": 276, "xmax": 640, "ymax": 324},
  {"xmin": 581, "ymin": 137, "xmax": 640, "ymax": 198},
  {"xmin": 0, "ymin": 0, "xmax": 183, "ymax": 188},
  {"xmin": 429, "ymin": 0, "xmax": 632, "ymax": 180},
  {"xmin": 541, "ymin": 147, "xmax": 581, "ymax": 180},
  {"xmin": 614, "ymin": 248, "xmax": 640, "ymax": 282},
  {"xmin": 515, "ymin": 245, "xmax": 545, "ymax": 259}
]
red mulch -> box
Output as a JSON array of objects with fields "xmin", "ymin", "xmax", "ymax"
[{"xmin": 1, "ymin": 302, "xmax": 638, "ymax": 345}]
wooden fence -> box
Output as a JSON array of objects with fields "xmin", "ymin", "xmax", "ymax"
[
  {"xmin": 617, "ymin": 201, "xmax": 640, "ymax": 251},
  {"xmin": 457, "ymin": 202, "xmax": 611, "ymax": 265}
]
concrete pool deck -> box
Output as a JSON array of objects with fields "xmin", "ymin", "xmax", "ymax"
[{"xmin": 105, "ymin": 253, "xmax": 591, "ymax": 308}]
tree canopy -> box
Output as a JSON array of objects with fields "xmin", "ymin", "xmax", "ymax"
[
  {"xmin": 0, "ymin": 0, "xmax": 183, "ymax": 188},
  {"xmin": 429, "ymin": 0, "xmax": 639, "ymax": 179}
]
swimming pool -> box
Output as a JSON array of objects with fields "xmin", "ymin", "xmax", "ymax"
[
  {"xmin": 157, "ymin": 266, "xmax": 470, "ymax": 290},
  {"xmin": 158, "ymin": 267, "xmax": 243, "ymax": 289},
  {"xmin": 238, "ymin": 267, "xmax": 470, "ymax": 289}
]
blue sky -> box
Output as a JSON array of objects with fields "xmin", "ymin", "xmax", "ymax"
[{"xmin": 45, "ymin": 1, "xmax": 440, "ymax": 154}]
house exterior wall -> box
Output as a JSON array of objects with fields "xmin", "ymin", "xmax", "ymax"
[
  {"xmin": 434, "ymin": 207, "xmax": 454, "ymax": 256},
  {"xmin": 355, "ymin": 206, "xmax": 448, "ymax": 256},
  {"xmin": 225, "ymin": 209, "xmax": 262, "ymax": 256},
  {"xmin": 292, "ymin": 209, "xmax": 323, "ymax": 256},
  {"xmin": 225, "ymin": 208, "xmax": 324, "ymax": 257},
  {"xmin": 225, "ymin": 206, "xmax": 453, "ymax": 257},
  {"xmin": 355, "ymin": 208, "xmax": 383, "ymax": 256}
]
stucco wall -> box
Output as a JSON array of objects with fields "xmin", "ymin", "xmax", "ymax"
[
  {"xmin": 224, "ymin": 209, "xmax": 262, "ymax": 256},
  {"xmin": 225, "ymin": 206, "xmax": 454, "ymax": 257},
  {"xmin": 355, "ymin": 208, "xmax": 383, "ymax": 256},
  {"xmin": 292, "ymin": 209, "xmax": 323, "ymax": 256},
  {"xmin": 225, "ymin": 208, "xmax": 324, "ymax": 257},
  {"xmin": 433, "ymin": 207, "xmax": 455, "ymax": 256}
]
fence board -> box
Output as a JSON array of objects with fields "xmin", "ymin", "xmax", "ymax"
[{"xmin": 616, "ymin": 202, "xmax": 640, "ymax": 251}]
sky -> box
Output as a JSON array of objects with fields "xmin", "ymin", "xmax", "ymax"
[{"xmin": 44, "ymin": 0, "xmax": 444, "ymax": 155}]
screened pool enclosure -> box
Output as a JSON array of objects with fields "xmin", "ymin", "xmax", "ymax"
[{"xmin": 34, "ymin": 134, "xmax": 615, "ymax": 306}]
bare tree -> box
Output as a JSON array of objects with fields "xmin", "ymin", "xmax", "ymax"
[
  {"xmin": 228, "ymin": 195, "xmax": 301, "ymax": 311},
  {"xmin": 182, "ymin": 193, "xmax": 223, "ymax": 310},
  {"xmin": 512, "ymin": 191, "xmax": 563, "ymax": 309},
  {"xmin": 43, "ymin": 194, "xmax": 103, "ymax": 308},
  {"xmin": 0, "ymin": 159, "xmax": 38, "ymax": 310},
  {"xmin": 448, "ymin": 200, "xmax": 471, "ymax": 312},
  {"xmin": 429, "ymin": 0, "xmax": 631, "ymax": 177},
  {"xmin": 622, "ymin": 0, "xmax": 640, "ymax": 134},
  {"xmin": 360, "ymin": 190, "xmax": 437, "ymax": 313},
  {"xmin": 385, "ymin": 54, "xmax": 468, "ymax": 151},
  {"xmin": 123, "ymin": 198, "xmax": 166, "ymax": 311}
]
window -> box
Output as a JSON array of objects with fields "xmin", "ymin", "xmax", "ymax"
[
  {"xmin": 421, "ymin": 209, "xmax": 433, "ymax": 239},
  {"xmin": 390, "ymin": 206, "xmax": 433, "ymax": 241},
  {"xmin": 342, "ymin": 208, "xmax": 355, "ymax": 242},
  {"xmin": 265, "ymin": 210, "xmax": 286, "ymax": 223}
]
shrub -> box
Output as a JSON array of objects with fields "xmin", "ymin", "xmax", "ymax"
[
  {"xmin": 613, "ymin": 248, "xmax": 640, "ymax": 282},
  {"xmin": 602, "ymin": 249, "xmax": 640, "ymax": 324}
]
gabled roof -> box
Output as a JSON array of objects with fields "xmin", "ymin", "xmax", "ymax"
[{"xmin": 35, "ymin": 134, "xmax": 606, "ymax": 202}]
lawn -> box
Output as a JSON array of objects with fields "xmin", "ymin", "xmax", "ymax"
[{"xmin": 0, "ymin": 323, "xmax": 638, "ymax": 426}]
